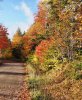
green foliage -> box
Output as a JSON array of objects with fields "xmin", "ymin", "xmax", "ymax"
[
  {"xmin": 12, "ymin": 46, "xmax": 23, "ymax": 60},
  {"xmin": 74, "ymin": 73, "xmax": 82, "ymax": 80},
  {"xmin": 27, "ymin": 64, "xmax": 54, "ymax": 100},
  {"xmin": 74, "ymin": 63, "xmax": 82, "ymax": 71},
  {"xmin": 31, "ymin": 90, "xmax": 43, "ymax": 100},
  {"xmin": 41, "ymin": 46, "xmax": 63, "ymax": 71},
  {"xmin": 28, "ymin": 78, "xmax": 40, "ymax": 90},
  {"xmin": 64, "ymin": 62, "xmax": 82, "ymax": 80}
]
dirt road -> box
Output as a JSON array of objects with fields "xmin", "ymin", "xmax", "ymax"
[{"xmin": 0, "ymin": 62, "xmax": 26, "ymax": 100}]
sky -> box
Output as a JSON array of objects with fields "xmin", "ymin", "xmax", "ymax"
[{"xmin": 0, "ymin": 0, "xmax": 40, "ymax": 39}]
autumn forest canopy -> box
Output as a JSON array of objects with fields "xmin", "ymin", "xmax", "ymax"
[
  {"xmin": 0, "ymin": 0, "xmax": 82, "ymax": 99},
  {"xmin": 0, "ymin": 0, "xmax": 82, "ymax": 61}
]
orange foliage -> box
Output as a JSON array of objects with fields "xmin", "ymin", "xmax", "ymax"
[{"xmin": 12, "ymin": 28, "xmax": 22, "ymax": 46}]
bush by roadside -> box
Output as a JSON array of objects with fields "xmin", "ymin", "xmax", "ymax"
[{"xmin": 26, "ymin": 61, "xmax": 82, "ymax": 100}]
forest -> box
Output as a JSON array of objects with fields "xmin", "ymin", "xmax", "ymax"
[{"xmin": 0, "ymin": 0, "xmax": 82, "ymax": 100}]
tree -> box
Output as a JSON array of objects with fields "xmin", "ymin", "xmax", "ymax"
[
  {"xmin": 23, "ymin": 0, "xmax": 82, "ymax": 62},
  {"xmin": 2, "ymin": 39, "xmax": 12, "ymax": 59},
  {"xmin": 12, "ymin": 28, "xmax": 22, "ymax": 45},
  {"xmin": 12, "ymin": 28, "xmax": 23, "ymax": 60},
  {"xmin": 35, "ymin": 38, "xmax": 54, "ymax": 63},
  {"xmin": 41, "ymin": 0, "xmax": 82, "ymax": 61},
  {"xmin": 0, "ymin": 24, "xmax": 9, "ymax": 58}
]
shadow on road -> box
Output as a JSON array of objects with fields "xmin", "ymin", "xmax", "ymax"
[
  {"xmin": 0, "ymin": 71, "xmax": 26, "ymax": 75},
  {"xmin": 0, "ymin": 63, "xmax": 24, "ymax": 67}
]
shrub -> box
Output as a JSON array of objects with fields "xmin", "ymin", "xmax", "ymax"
[
  {"xmin": 64, "ymin": 63, "xmax": 82, "ymax": 80},
  {"xmin": 74, "ymin": 63, "xmax": 82, "ymax": 71},
  {"xmin": 30, "ymin": 90, "xmax": 43, "ymax": 100},
  {"xmin": 40, "ymin": 46, "xmax": 63, "ymax": 72},
  {"xmin": 74, "ymin": 73, "xmax": 82, "ymax": 80},
  {"xmin": 28, "ymin": 78, "xmax": 39, "ymax": 90}
]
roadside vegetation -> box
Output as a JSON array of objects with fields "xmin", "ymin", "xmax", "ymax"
[{"xmin": 25, "ymin": 0, "xmax": 82, "ymax": 99}]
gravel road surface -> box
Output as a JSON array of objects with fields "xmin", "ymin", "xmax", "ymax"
[{"xmin": 0, "ymin": 62, "xmax": 25, "ymax": 100}]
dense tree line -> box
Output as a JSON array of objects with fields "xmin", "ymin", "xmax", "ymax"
[{"xmin": 0, "ymin": 0, "xmax": 82, "ymax": 62}]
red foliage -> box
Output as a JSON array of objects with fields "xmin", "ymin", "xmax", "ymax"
[
  {"xmin": 0, "ymin": 25, "xmax": 9, "ymax": 49},
  {"xmin": 35, "ymin": 38, "xmax": 54, "ymax": 62}
]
